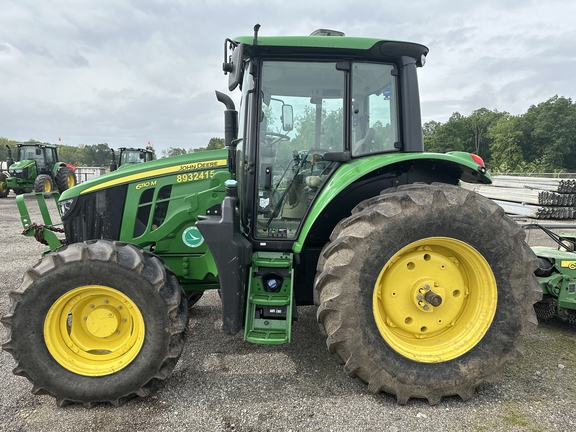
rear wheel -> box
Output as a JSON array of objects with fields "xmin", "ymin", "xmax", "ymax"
[
  {"xmin": 315, "ymin": 183, "xmax": 541, "ymax": 404},
  {"xmin": 34, "ymin": 174, "xmax": 53, "ymax": 193},
  {"xmin": 55, "ymin": 166, "xmax": 77, "ymax": 192},
  {"xmin": 0, "ymin": 173, "xmax": 8, "ymax": 198},
  {"xmin": 1, "ymin": 240, "xmax": 188, "ymax": 407}
]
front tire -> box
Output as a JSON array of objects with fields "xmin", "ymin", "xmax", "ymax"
[
  {"xmin": 0, "ymin": 173, "xmax": 8, "ymax": 198},
  {"xmin": 34, "ymin": 174, "xmax": 53, "ymax": 193},
  {"xmin": 315, "ymin": 183, "xmax": 541, "ymax": 404},
  {"xmin": 1, "ymin": 240, "xmax": 188, "ymax": 407}
]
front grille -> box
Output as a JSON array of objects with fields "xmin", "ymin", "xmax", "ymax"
[{"xmin": 63, "ymin": 185, "xmax": 128, "ymax": 243}]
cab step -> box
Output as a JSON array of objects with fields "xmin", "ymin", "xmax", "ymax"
[{"xmin": 244, "ymin": 252, "xmax": 295, "ymax": 344}]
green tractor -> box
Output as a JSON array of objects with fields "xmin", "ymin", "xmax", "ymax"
[
  {"xmin": 109, "ymin": 147, "xmax": 155, "ymax": 171},
  {"xmin": 0, "ymin": 143, "xmax": 77, "ymax": 198},
  {"xmin": 526, "ymin": 224, "xmax": 576, "ymax": 323},
  {"xmin": 1, "ymin": 26, "xmax": 541, "ymax": 407}
]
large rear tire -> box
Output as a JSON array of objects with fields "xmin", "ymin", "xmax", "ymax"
[
  {"xmin": 55, "ymin": 166, "xmax": 77, "ymax": 192},
  {"xmin": 315, "ymin": 183, "xmax": 541, "ymax": 404},
  {"xmin": 1, "ymin": 240, "xmax": 188, "ymax": 407}
]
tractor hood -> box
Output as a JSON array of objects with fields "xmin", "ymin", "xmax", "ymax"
[
  {"xmin": 59, "ymin": 149, "xmax": 229, "ymax": 201},
  {"xmin": 8, "ymin": 160, "xmax": 34, "ymax": 173}
]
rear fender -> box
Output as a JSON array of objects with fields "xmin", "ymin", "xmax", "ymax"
[{"xmin": 293, "ymin": 151, "xmax": 490, "ymax": 253}]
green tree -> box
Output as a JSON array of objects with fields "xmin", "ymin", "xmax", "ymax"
[
  {"xmin": 79, "ymin": 143, "xmax": 112, "ymax": 167},
  {"xmin": 162, "ymin": 147, "xmax": 188, "ymax": 157},
  {"xmin": 488, "ymin": 114, "xmax": 524, "ymax": 172},
  {"xmin": 468, "ymin": 108, "xmax": 506, "ymax": 161},
  {"xmin": 424, "ymin": 112, "xmax": 469, "ymax": 153},
  {"xmin": 56, "ymin": 145, "xmax": 85, "ymax": 166},
  {"xmin": 523, "ymin": 95, "xmax": 576, "ymax": 172},
  {"xmin": 207, "ymin": 137, "xmax": 225, "ymax": 150}
]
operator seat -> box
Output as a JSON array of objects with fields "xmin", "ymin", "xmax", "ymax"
[{"xmin": 352, "ymin": 127, "xmax": 375, "ymax": 155}]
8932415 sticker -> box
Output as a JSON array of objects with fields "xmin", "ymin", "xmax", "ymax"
[{"xmin": 177, "ymin": 170, "xmax": 215, "ymax": 183}]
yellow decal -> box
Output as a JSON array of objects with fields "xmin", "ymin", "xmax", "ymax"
[
  {"xmin": 561, "ymin": 261, "xmax": 576, "ymax": 270},
  {"xmin": 135, "ymin": 180, "xmax": 157, "ymax": 190},
  {"xmin": 81, "ymin": 159, "xmax": 227, "ymax": 194}
]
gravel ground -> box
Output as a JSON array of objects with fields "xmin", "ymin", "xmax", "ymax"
[{"xmin": 1, "ymin": 192, "xmax": 576, "ymax": 432}]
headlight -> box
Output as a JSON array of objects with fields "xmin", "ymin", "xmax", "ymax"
[{"xmin": 59, "ymin": 198, "xmax": 75, "ymax": 219}]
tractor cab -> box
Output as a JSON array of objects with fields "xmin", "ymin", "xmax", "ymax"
[
  {"xmin": 220, "ymin": 28, "xmax": 428, "ymax": 249},
  {"xmin": 109, "ymin": 147, "xmax": 155, "ymax": 171}
]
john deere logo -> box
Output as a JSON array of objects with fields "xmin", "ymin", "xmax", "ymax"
[
  {"xmin": 561, "ymin": 261, "xmax": 576, "ymax": 270},
  {"xmin": 182, "ymin": 226, "xmax": 204, "ymax": 248}
]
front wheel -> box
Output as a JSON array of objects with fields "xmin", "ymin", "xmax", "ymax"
[
  {"xmin": 315, "ymin": 183, "xmax": 541, "ymax": 404},
  {"xmin": 34, "ymin": 174, "xmax": 53, "ymax": 193},
  {"xmin": 0, "ymin": 173, "xmax": 8, "ymax": 198},
  {"xmin": 1, "ymin": 240, "xmax": 188, "ymax": 407}
]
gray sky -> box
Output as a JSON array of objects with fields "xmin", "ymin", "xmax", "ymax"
[{"xmin": 1, "ymin": 0, "xmax": 574, "ymax": 154}]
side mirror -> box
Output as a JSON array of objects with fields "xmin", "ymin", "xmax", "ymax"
[
  {"xmin": 35, "ymin": 148, "xmax": 42, "ymax": 155},
  {"xmin": 282, "ymin": 105, "xmax": 294, "ymax": 132},
  {"xmin": 223, "ymin": 42, "xmax": 244, "ymax": 91}
]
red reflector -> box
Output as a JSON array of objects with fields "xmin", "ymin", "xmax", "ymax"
[{"xmin": 471, "ymin": 154, "xmax": 485, "ymax": 167}]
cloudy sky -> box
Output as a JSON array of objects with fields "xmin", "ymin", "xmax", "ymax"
[{"xmin": 1, "ymin": 0, "xmax": 574, "ymax": 154}]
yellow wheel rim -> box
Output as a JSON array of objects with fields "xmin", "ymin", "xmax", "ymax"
[
  {"xmin": 44, "ymin": 285, "xmax": 145, "ymax": 376},
  {"xmin": 44, "ymin": 180, "xmax": 52, "ymax": 192},
  {"xmin": 373, "ymin": 237, "xmax": 497, "ymax": 363},
  {"xmin": 66, "ymin": 173, "xmax": 76, "ymax": 188}
]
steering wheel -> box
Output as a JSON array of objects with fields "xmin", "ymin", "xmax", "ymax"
[{"xmin": 264, "ymin": 132, "xmax": 290, "ymax": 146}]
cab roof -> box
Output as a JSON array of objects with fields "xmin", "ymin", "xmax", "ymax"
[{"xmin": 233, "ymin": 34, "xmax": 428, "ymax": 63}]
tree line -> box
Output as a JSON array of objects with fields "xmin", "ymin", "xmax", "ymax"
[
  {"xmin": 424, "ymin": 95, "xmax": 576, "ymax": 174},
  {"xmin": 0, "ymin": 137, "xmax": 224, "ymax": 167}
]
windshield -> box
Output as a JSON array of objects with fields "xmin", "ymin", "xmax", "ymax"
[
  {"xmin": 18, "ymin": 145, "xmax": 49, "ymax": 169},
  {"xmin": 121, "ymin": 151, "xmax": 142, "ymax": 165}
]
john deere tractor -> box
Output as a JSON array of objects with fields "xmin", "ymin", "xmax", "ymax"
[
  {"xmin": 109, "ymin": 147, "xmax": 155, "ymax": 171},
  {"xmin": 0, "ymin": 143, "xmax": 77, "ymax": 198},
  {"xmin": 1, "ymin": 26, "xmax": 541, "ymax": 407}
]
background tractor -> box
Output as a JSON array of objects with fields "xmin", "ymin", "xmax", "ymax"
[
  {"xmin": 0, "ymin": 143, "xmax": 76, "ymax": 198},
  {"xmin": 109, "ymin": 146, "xmax": 155, "ymax": 171},
  {"xmin": 1, "ymin": 26, "xmax": 541, "ymax": 407},
  {"xmin": 527, "ymin": 224, "xmax": 576, "ymax": 323}
]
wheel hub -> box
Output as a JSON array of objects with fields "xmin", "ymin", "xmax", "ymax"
[{"xmin": 86, "ymin": 308, "xmax": 120, "ymax": 338}]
